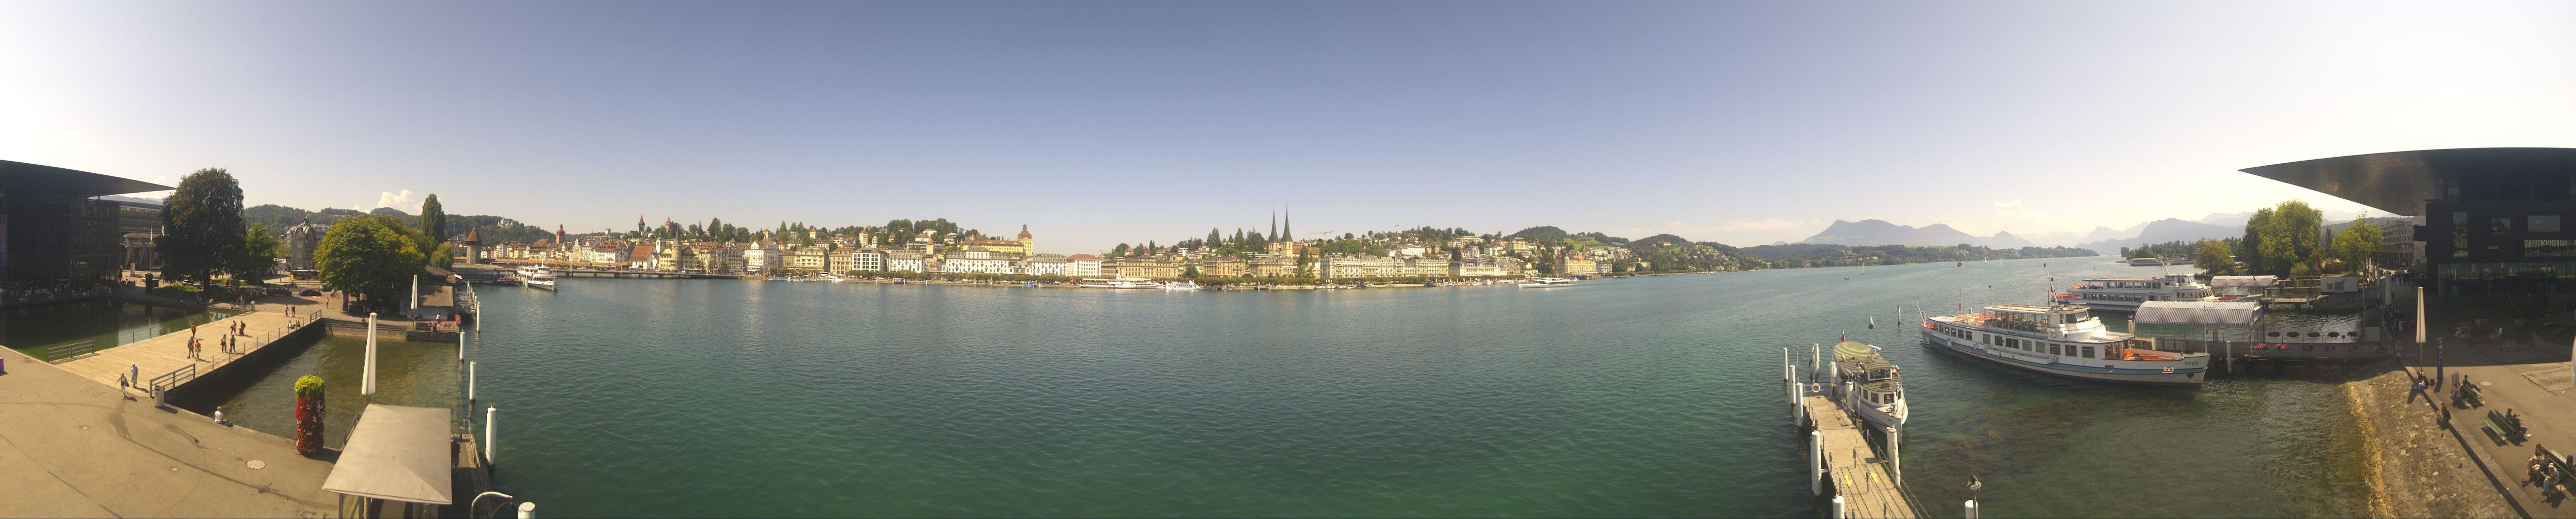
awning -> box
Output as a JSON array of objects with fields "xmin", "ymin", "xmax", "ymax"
[
  {"xmin": 2134, "ymin": 301, "xmax": 2265, "ymax": 326},
  {"xmin": 322, "ymin": 404, "xmax": 454, "ymax": 505},
  {"xmin": 2209, "ymin": 275, "xmax": 2279, "ymax": 287}
]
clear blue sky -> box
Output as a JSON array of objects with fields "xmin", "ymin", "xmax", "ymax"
[{"xmin": 6, "ymin": 2, "xmax": 2572, "ymax": 253}]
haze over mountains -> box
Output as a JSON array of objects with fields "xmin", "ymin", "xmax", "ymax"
[{"xmin": 1798, "ymin": 213, "xmax": 2256, "ymax": 253}]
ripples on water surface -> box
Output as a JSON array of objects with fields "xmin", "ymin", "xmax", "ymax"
[{"xmin": 476, "ymin": 258, "xmax": 2366, "ymax": 517}]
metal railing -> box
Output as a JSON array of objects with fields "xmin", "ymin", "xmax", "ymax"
[{"xmin": 45, "ymin": 340, "xmax": 99, "ymax": 363}]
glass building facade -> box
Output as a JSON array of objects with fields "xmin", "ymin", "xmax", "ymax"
[{"xmin": 0, "ymin": 161, "xmax": 173, "ymax": 289}]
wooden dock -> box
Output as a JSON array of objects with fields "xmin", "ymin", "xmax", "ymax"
[
  {"xmin": 1803, "ymin": 395, "xmax": 1917, "ymax": 519},
  {"xmin": 53, "ymin": 303, "xmax": 322, "ymax": 394}
]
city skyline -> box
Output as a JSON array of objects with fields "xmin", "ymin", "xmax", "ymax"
[{"xmin": 7, "ymin": 2, "xmax": 2573, "ymax": 252}]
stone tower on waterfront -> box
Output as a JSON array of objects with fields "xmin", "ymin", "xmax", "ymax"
[{"xmin": 1017, "ymin": 225, "xmax": 1035, "ymax": 254}]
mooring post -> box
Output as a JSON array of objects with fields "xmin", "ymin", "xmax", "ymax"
[
  {"xmin": 1810, "ymin": 430, "xmax": 1824, "ymax": 495},
  {"xmin": 485, "ymin": 406, "xmax": 498, "ymax": 467},
  {"xmin": 1965, "ymin": 499, "xmax": 1979, "ymax": 519},
  {"xmin": 518, "ymin": 502, "xmax": 536, "ymax": 518},
  {"xmin": 1887, "ymin": 425, "xmax": 1901, "ymax": 487},
  {"xmin": 469, "ymin": 361, "xmax": 478, "ymax": 403},
  {"xmin": 363, "ymin": 313, "xmax": 378, "ymax": 398},
  {"xmin": 1831, "ymin": 495, "xmax": 1846, "ymax": 519}
]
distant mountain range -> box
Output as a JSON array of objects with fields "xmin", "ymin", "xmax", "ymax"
[{"xmin": 1800, "ymin": 213, "xmax": 2255, "ymax": 253}]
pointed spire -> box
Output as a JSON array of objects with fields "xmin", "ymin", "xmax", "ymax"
[
  {"xmin": 1270, "ymin": 203, "xmax": 1279, "ymax": 241},
  {"xmin": 1282, "ymin": 203, "xmax": 1292, "ymax": 242}
]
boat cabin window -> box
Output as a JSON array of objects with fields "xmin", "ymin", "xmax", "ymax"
[
  {"xmin": 2048, "ymin": 343, "xmax": 2061, "ymax": 355},
  {"xmin": 2081, "ymin": 346, "xmax": 2097, "ymax": 358}
]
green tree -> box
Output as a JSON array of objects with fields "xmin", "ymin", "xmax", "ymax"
[
  {"xmin": 162, "ymin": 168, "xmax": 249, "ymax": 284},
  {"xmin": 2241, "ymin": 208, "xmax": 2271, "ymax": 274},
  {"xmin": 2255, "ymin": 201, "xmax": 2324, "ymax": 275},
  {"xmin": 2193, "ymin": 238, "xmax": 2234, "ymax": 274},
  {"xmin": 315, "ymin": 215, "xmax": 426, "ymax": 310},
  {"xmin": 418, "ymin": 194, "xmax": 447, "ymax": 242},
  {"xmin": 232, "ymin": 224, "xmax": 286, "ymax": 282},
  {"xmin": 2331, "ymin": 217, "xmax": 2383, "ymax": 273}
]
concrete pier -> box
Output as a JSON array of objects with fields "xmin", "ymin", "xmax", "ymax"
[
  {"xmin": 0, "ymin": 345, "xmax": 336, "ymax": 516},
  {"xmin": 53, "ymin": 303, "xmax": 320, "ymax": 393},
  {"xmin": 1803, "ymin": 395, "xmax": 1918, "ymax": 518}
]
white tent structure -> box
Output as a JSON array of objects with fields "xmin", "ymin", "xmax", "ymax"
[
  {"xmin": 2134, "ymin": 301, "xmax": 2265, "ymax": 326},
  {"xmin": 323, "ymin": 404, "xmax": 454, "ymax": 518},
  {"xmin": 2208, "ymin": 275, "xmax": 2279, "ymax": 287}
]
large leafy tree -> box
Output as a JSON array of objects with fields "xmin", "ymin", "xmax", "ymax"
[
  {"xmin": 162, "ymin": 168, "xmax": 248, "ymax": 284},
  {"xmin": 2193, "ymin": 238, "xmax": 2235, "ymax": 275},
  {"xmin": 418, "ymin": 194, "xmax": 448, "ymax": 243},
  {"xmin": 2331, "ymin": 217, "xmax": 2384, "ymax": 273},
  {"xmin": 2254, "ymin": 201, "xmax": 2324, "ymax": 275},
  {"xmin": 315, "ymin": 215, "xmax": 425, "ymax": 309},
  {"xmin": 231, "ymin": 224, "xmax": 286, "ymax": 281}
]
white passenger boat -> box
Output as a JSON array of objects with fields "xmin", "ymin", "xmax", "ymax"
[
  {"xmin": 2127, "ymin": 256, "xmax": 2189, "ymax": 266},
  {"xmin": 1828, "ymin": 340, "xmax": 1907, "ymax": 429},
  {"xmin": 1075, "ymin": 277, "xmax": 1163, "ymax": 289},
  {"xmin": 1517, "ymin": 277, "xmax": 1575, "ymax": 288},
  {"xmin": 524, "ymin": 267, "xmax": 557, "ymax": 291},
  {"xmin": 1922, "ymin": 303, "xmax": 2208, "ymax": 387},
  {"xmin": 2058, "ymin": 274, "xmax": 2216, "ymax": 313},
  {"xmin": 1162, "ymin": 281, "xmax": 1201, "ymax": 290}
]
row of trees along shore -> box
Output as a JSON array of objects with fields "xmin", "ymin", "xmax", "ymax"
[
  {"xmin": 161, "ymin": 168, "xmax": 456, "ymax": 313},
  {"xmin": 2117, "ymin": 200, "xmax": 2387, "ymax": 277}
]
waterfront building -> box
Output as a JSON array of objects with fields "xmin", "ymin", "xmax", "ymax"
[
  {"xmin": 1560, "ymin": 256, "xmax": 1601, "ymax": 276},
  {"xmin": 742, "ymin": 239, "xmax": 780, "ymax": 272},
  {"xmin": 849, "ymin": 248, "xmax": 886, "ymax": 272},
  {"xmin": 282, "ymin": 217, "xmax": 332, "ymax": 270},
  {"xmin": 589, "ymin": 240, "xmax": 631, "ymax": 266},
  {"xmin": 628, "ymin": 242, "xmax": 659, "ymax": 270},
  {"xmin": 2241, "ymin": 147, "xmax": 2576, "ymax": 296},
  {"xmin": 787, "ymin": 246, "xmax": 828, "ymax": 272},
  {"xmin": 825, "ymin": 247, "xmax": 852, "ymax": 274},
  {"xmin": 1249, "ymin": 257, "xmax": 1298, "ymax": 277},
  {"xmin": 955, "ymin": 225, "xmax": 1035, "ymax": 256},
  {"xmin": 884, "ymin": 249, "xmax": 927, "ymax": 273},
  {"xmin": 1451, "ymin": 258, "xmax": 1507, "ymax": 277},
  {"xmin": 0, "ymin": 160, "xmax": 171, "ymax": 287},
  {"xmin": 2376, "ymin": 216, "xmax": 2422, "ymax": 271},
  {"xmin": 1025, "ymin": 253, "xmax": 1069, "ymax": 277},
  {"xmin": 1066, "ymin": 254, "xmax": 1103, "ymax": 277},
  {"xmin": 940, "ymin": 250, "xmax": 1017, "ymax": 274},
  {"xmin": 1104, "ymin": 257, "xmax": 1181, "ymax": 279},
  {"xmin": 1191, "ymin": 256, "xmax": 1247, "ymax": 278}
]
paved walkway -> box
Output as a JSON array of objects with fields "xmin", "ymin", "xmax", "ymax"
[
  {"xmin": 2404, "ymin": 335, "xmax": 2576, "ymax": 517},
  {"xmin": 54, "ymin": 300, "xmax": 323, "ymax": 393},
  {"xmin": 0, "ymin": 345, "xmax": 337, "ymax": 517}
]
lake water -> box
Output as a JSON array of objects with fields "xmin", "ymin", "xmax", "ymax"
[{"xmin": 469, "ymin": 257, "xmax": 2368, "ymax": 517}]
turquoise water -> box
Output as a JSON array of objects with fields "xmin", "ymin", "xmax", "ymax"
[
  {"xmin": 185, "ymin": 334, "xmax": 464, "ymax": 449},
  {"xmin": 472, "ymin": 258, "xmax": 2367, "ymax": 517}
]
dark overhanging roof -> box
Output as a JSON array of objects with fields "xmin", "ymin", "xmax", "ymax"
[
  {"xmin": 2, "ymin": 160, "xmax": 176, "ymax": 199},
  {"xmin": 2238, "ymin": 147, "xmax": 2576, "ymax": 216}
]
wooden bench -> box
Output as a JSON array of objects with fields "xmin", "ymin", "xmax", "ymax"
[
  {"xmin": 2486, "ymin": 411, "xmax": 2525, "ymax": 443},
  {"xmin": 2458, "ymin": 383, "xmax": 2484, "ymax": 407}
]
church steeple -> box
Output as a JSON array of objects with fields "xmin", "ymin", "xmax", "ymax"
[
  {"xmin": 1269, "ymin": 204, "xmax": 1278, "ymax": 241},
  {"xmin": 1282, "ymin": 203, "xmax": 1291, "ymax": 243}
]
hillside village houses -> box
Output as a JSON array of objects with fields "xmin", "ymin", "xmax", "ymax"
[{"xmin": 463, "ymin": 217, "xmax": 1612, "ymax": 281}]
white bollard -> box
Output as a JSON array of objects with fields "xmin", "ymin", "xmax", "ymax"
[
  {"xmin": 518, "ymin": 501, "xmax": 536, "ymax": 518},
  {"xmin": 1887, "ymin": 425, "xmax": 1901, "ymax": 487},
  {"xmin": 485, "ymin": 406, "xmax": 497, "ymax": 466},
  {"xmin": 1831, "ymin": 495, "xmax": 1846, "ymax": 519},
  {"xmin": 1965, "ymin": 499, "xmax": 1978, "ymax": 519},
  {"xmin": 469, "ymin": 361, "xmax": 478, "ymax": 402},
  {"xmin": 362, "ymin": 313, "xmax": 378, "ymax": 397},
  {"xmin": 1810, "ymin": 430, "xmax": 1824, "ymax": 495}
]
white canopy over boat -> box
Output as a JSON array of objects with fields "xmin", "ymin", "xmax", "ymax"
[
  {"xmin": 2133, "ymin": 301, "xmax": 2265, "ymax": 326},
  {"xmin": 2208, "ymin": 275, "xmax": 2279, "ymax": 287}
]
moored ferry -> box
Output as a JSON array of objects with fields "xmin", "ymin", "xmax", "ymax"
[
  {"xmin": 2058, "ymin": 274, "xmax": 2215, "ymax": 312},
  {"xmin": 523, "ymin": 266, "xmax": 557, "ymax": 290},
  {"xmin": 1162, "ymin": 281, "xmax": 1202, "ymax": 290},
  {"xmin": 1517, "ymin": 277, "xmax": 1575, "ymax": 288},
  {"xmin": 1075, "ymin": 278, "xmax": 1163, "ymax": 289},
  {"xmin": 2127, "ymin": 256, "xmax": 2189, "ymax": 266},
  {"xmin": 1829, "ymin": 340, "xmax": 1907, "ymax": 429},
  {"xmin": 1922, "ymin": 303, "xmax": 2208, "ymax": 387}
]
